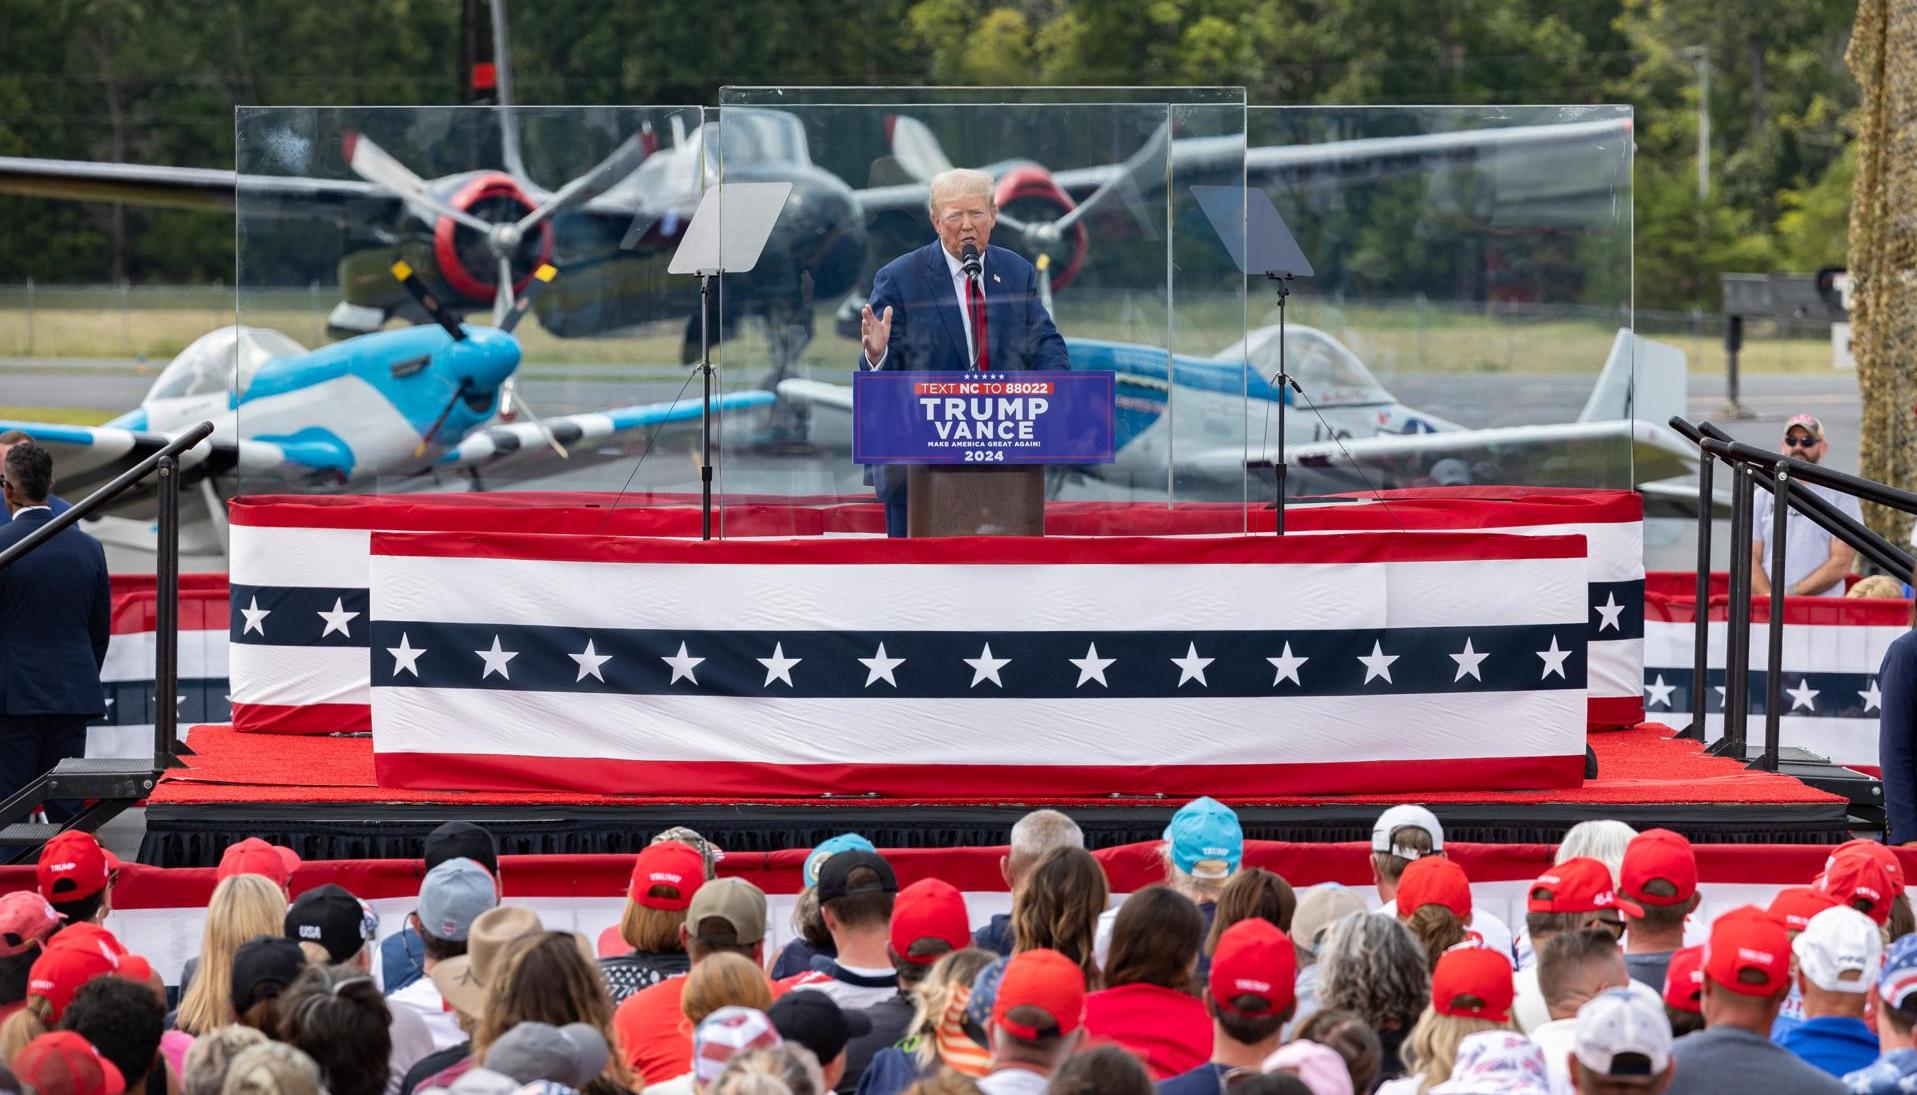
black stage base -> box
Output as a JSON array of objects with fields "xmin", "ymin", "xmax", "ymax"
[{"xmin": 140, "ymin": 798, "xmax": 1855, "ymax": 867}]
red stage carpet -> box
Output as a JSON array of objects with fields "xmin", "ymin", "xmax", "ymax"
[
  {"xmin": 135, "ymin": 722, "xmax": 1851, "ymax": 865},
  {"xmin": 154, "ymin": 723, "xmax": 1834, "ymax": 809}
]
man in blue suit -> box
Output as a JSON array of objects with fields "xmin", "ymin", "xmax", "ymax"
[
  {"xmin": 0, "ymin": 442, "xmax": 109, "ymax": 815},
  {"xmin": 858, "ymin": 168, "xmax": 1070, "ymax": 537},
  {"xmin": 0, "ymin": 431, "xmax": 69, "ymax": 522}
]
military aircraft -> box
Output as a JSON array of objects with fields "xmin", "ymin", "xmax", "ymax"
[
  {"xmin": 776, "ymin": 323, "xmax": 1696, "ymax": 500},
  {"xmin": 0, "ymin": 263, "xmax": 772, "ymax": 551}
]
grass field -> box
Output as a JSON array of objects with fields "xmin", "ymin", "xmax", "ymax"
[
  {"xmin": 0, "ymin": 406, "xmax": 116, "ymax": 425},
  {"xmin": 0, "ymin": 286, "xmax": 1845, "ymax": 380}
]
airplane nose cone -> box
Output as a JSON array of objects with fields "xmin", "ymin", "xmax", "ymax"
[{"xmin": 462, "ymin": 326, "xmax": 522, "ymax": 392}]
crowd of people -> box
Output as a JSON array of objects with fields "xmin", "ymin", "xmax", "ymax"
[{"xmin": 0, "ymin": 803, "xmax": 1907, "ymax": 1095}]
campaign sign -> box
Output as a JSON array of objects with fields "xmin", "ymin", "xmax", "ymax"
[{"xmin": 853, "ymin": 371, "xmax": 1115, "ymax": 465}]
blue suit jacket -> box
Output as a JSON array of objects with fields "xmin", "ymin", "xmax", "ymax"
[
  {"xmin": 859, "ymin": 242, "xmax": 1069, "ymax": 495},
  {"xmin": 0, "ymin": 508, "xmax": 111, "ymax": 718},
  {"xmin": 2, "ymin": 495, "xmax": 69, "ymax": 523}
]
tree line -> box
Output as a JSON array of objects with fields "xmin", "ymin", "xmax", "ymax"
[{"xmin": 0, "ymin": 0, "xmax": 1860, "ymax": 312}]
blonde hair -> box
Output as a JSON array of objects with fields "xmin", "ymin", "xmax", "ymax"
[
  {"xmin": 681, "ymin": 951, "xmax": 773, "ymax": 1028},
  {"xmin": 1399, "ymin": 1006, "xmax": 1511, "ymax": 1093},
  {"xmin": 1849, "ymin": 575, "xmax": 1905, "ymax": 598},
  {"xmin": 0, "ymin": 994, "xmax": 53, "ymax": 1062},
  {"xmin": 926, "ymin": 169, "xmax": 994, "ymax": 220},
  {"xmin": 183, "ymin": 1025, "xmax": 270, "ymax": 1095},
  {"xmin": 619, "ymin": 902, "xmax": 687, "ymax": 955},
  {"xmin": 910, "ymin": 948, "xmax": 996, "ymax": 1071},
  {"xmin": 177, "ymin": 875, "xmax": 290, "ymax": 1035},
  {"xmin": 709, "ymin": 1045, "xmax": 826, "ymax": 1095}
]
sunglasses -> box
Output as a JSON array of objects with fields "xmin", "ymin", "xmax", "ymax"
[{"xmin": 1783, "ymin": 435, "xmax": 1819, "ymax": 448}]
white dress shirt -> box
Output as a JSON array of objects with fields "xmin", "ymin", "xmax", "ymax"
[{"xmin": 865, "ymin": 246, "xmax": 984, "ymax": 370}]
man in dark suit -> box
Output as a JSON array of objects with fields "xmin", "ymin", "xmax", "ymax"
[
  {"xmin": 858, "ymin": 168, "xmax": 1070, "ymax": 537},
  {"xmin": 0, "ymin": 442, "xmax": 110, "ymax": 814},
  {"xmin": 0, "ymin": 431, "xmax": 69, "ymax": 522}
]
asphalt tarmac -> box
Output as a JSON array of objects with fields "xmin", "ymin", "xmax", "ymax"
[{"xmin": 0, "ymin": 355, "xmax": 1866, "ymax": 574}]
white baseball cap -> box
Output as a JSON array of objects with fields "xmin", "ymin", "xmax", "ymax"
[
  {"xmin": 1794, "ymin": 905, "xmax": 1883, "ymax": 994},
  {"xmin": 1372, "ymin": 805, "xmax": 1443, "ymax": 860},
  {"xmin": 1573, "ymin": 983, "xmax": 1672, "ymax": 1079}
]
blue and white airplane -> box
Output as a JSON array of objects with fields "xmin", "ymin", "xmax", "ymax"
[
  {"xmin": 1, "ymin": 262, "xmax": 772, "ymax": 540},
  {"xmin": 778, "ymin": 320, "xmax": 1698, "ymax": 499}
]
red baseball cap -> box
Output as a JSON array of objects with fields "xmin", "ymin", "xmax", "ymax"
[
  {"xmin": 1397, "ymin": 856, "xmax": 1472, "ymax": 920},
  {"xmin": 1704, "ymin": 905, "xmax": 1791, "ymax": 997},
  {"xmin": 1817, "ymin": 855, "xmax": 1894, "ymax": 925},
  {"xmin": 14, "ymin": 1031, "xmax": 126, "ymax": 1095},
  {"xmin": 627, "ymin": 841, "xmax": 706, "ymax": 911},
  {"xmin": 1208, "ymin": 918, "xmax": 1297, "ymax": 1017},
  {"xmin": 1622, "ymin": 829, "xmax": 1697, "ymax": 906},
  {"xmin": 28, "ymin": 942, "xmax": 119, "ymax": 1022},
  {"xmin": 993, "ymin": 948, "xmax": 1085, "ymax": 1039},
  {"xmin": 0, "ymin": 891, "xmax": 62, "ymax": 957},
  {"xmin": 1430, "ymin": 944, "xmax": 1514, "ymax": 1022},
  {"xmin": 47, "ymin": 923, "xmax": 128, "ymax": 961},
  {"xmin": 1768, "ymin": 886, "xmax": 1841, "ymax": 933},
  {"xmin": 37, "ymin": 833, "xmax": 117, "ymax": 904},
  {"xmin": 1828, "ymin": 840, "xmax": 1907, "ymax": 892},
  {"xmin": 1528, "ymin": 857, "xmax": 1644, "ymax": 918},
  {"xmin": 891, "ymin": 878, "xmax": 972, "ymax": 965},
  {"xmin": 217, "ymin": 838, "xmax": 301, "ymax": 888},
  {"xmin": 1663, "ymin": 945, "xmax": 1705, "ymax": 1012}
]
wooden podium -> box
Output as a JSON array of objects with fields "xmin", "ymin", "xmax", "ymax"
[{"xmin": 907, "ymin": 464, "xmax": 1045, "ymax": 536}]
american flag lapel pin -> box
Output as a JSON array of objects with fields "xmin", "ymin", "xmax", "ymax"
[{"xmin": 993, "ymin": 273, "xmax": 1001, "ymax": 283}]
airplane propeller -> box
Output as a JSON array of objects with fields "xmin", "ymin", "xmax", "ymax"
[
  {"xmin": 884, "ymin": 115, "xmax": 1167, "ymax": 271},
  {"xmin": 390, "ymin": 258, "xmax": 570, "ymax": 460},
  {"xmin": 346, "ymin": 128, "xmax": 649, "ymax": 329}
]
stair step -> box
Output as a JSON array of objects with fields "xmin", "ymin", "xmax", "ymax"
[
  {"xmin": 44, "ymin": 758, "xmax": 158, "ymax": 799},
  {"xmin": 0, "ymin": 823, "xmax": 64, "ymax": 846}
]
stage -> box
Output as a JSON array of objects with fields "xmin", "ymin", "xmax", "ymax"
[{"xmin": 138, "ymin": 722, "xmax": 1853, "ymax": 865}]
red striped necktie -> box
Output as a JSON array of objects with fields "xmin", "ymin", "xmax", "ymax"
[{"xmin": 965, "ymin": 274, "xmax": 990, "ymax": 371}]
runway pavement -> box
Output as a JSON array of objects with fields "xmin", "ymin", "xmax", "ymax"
[{"xmin": 0, "ymin": 353, "xmax": 1866, "ymax": 575}]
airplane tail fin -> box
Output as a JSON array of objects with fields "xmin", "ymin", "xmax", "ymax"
[{"xmin": 1577, "ymin": 328, "xmax": 1688, "ymax": 426}]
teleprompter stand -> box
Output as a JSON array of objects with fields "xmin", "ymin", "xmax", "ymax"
[
  {"xmin": 668, "ymin": 180, "xmax": 793, "ymax": 539},
  {"xmin": 1191, "ymin": 185, "xmax": 1316, "ymax": 534}
]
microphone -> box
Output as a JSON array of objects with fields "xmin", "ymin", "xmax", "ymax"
[{"xmin": 961, "ymin": 241, "xmax": 981, "ymax": 280}]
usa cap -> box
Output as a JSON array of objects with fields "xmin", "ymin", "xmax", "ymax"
[
  {"xmin": 284, "ymin": 884, "xmax": 375, "ymax": 965},
  {"xmin": 1880, "ymin": 934, "xmax": 1917, "ymax": 1012},
  {"xmin": 1528, "ymin": 857, "xmax": 1644, "ymax": 918},
  {"xmin": 1703, "ymin": 905, "xmax": 1790, "ymax": 997}
]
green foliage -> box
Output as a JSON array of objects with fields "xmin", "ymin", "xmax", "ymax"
[{"xmin": 0, "ymin": 0, "xmax": 1863, "ymax": 308}]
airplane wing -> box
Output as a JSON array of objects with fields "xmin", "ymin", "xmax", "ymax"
[
  {"xmin": 434, "ymin": 389, "xmax": 778, "ymax": 475},
  {"xmin": 1183, "ymin": 418, "xmax": 1700, "ymax": 494},
  {"xmin": 852, "ymin": 116, "xmax": 1633, "ymax": 214},
  {"xmin": 0, "ymin": 419, "xmax": 323, "ymax": 522},
  {"xmin": 0, "ymin": 157, "xmax": 396, "ymax": 220}
]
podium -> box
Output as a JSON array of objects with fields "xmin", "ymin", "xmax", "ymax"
[
  {"xmin": 853, "ymin": 370, "xmax": 1114, "ymax": 537},
  {"xmin": 907, "ymin": 464, "xmax": 1046, "ymax": 536}
]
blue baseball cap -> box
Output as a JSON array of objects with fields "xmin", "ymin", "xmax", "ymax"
[
  {"xmin": 964, "ymin": 956, "xmax": 1009, "ymax": 1040},
  {"xmin": 803, "ymin": 834, "xmax": 876, "ymax": 888},
  {"xmin": 1881, "ymin": 934, "xmax": 1917, "ymax": 1011},
  {"xmin": 1164, "ymin": 796, "xmax": 1243, "ymax": 879}
]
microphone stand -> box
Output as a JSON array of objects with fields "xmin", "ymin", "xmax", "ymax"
[
  {"xmin": 963, "ymin": 244, "xmax": 983, "ymax": 372},
  {"xmin": 1267, "ymin": 270, "xmax": 1300, "ymax": 534}
]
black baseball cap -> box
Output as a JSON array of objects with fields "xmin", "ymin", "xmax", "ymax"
[
  {"xmin": 230, "ymin": 936, "xmax": 307, "ymax": 1013},
  {"xmin": 285, "ymin": 884, "xmax": 375, "ymax": 964},
  {"xmin": 425, "ymin": 821, "xmax": 499, "ymax": 875},
  {"xmin": 817, "ymin": 850, "xmax": 898, "ymax": 904},
  {"xmin": 769, "ymin": 989, "xmax": 873, "ymax": 1064}
]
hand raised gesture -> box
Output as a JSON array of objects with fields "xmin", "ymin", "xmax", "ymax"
[{"xmin": 861, "ymin": 303, "xmax": 894, "ymax": 363}]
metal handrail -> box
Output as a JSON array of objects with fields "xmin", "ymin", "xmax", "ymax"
[
  {"xmin": 0, "ymin": 421, "xmax": 212, "ymax": 773},
  {"xmin": 1670, "ymin": 415, "xmax": 1909, "ymax": 775}
]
